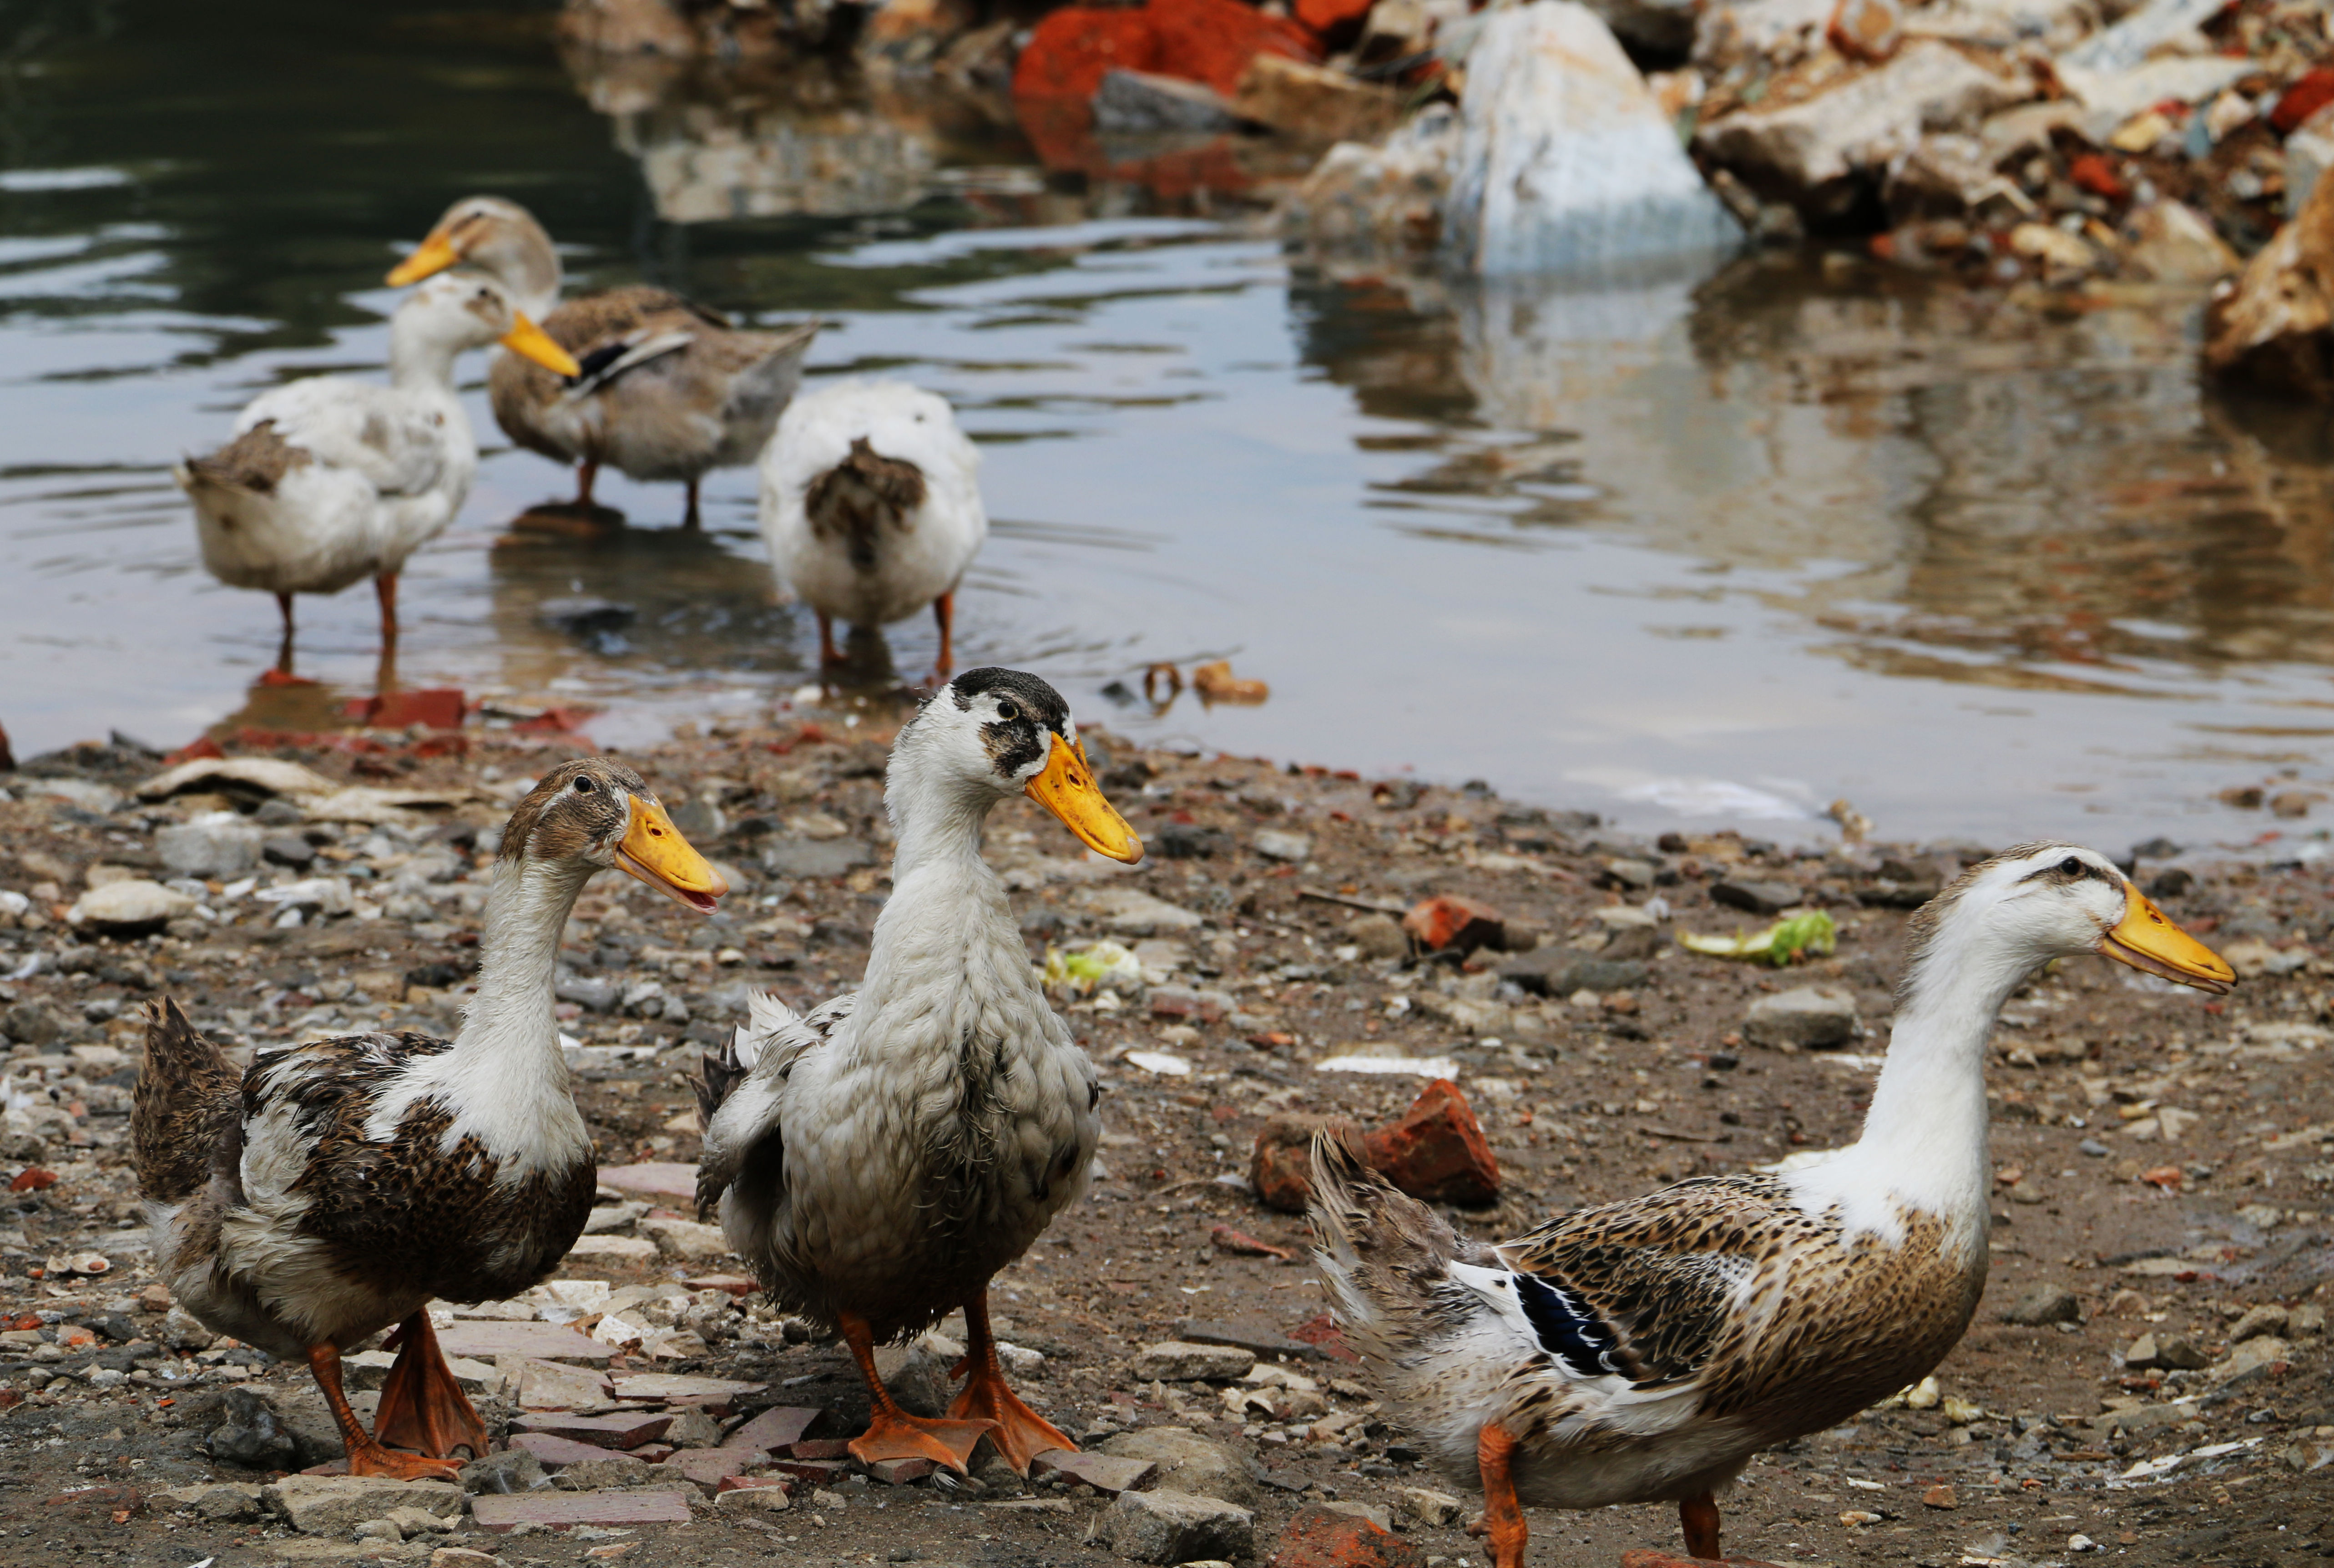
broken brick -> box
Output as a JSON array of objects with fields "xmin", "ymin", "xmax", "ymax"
[
  {"xmin": 1249, "ymin": 1113, "xmax": 1364, "ymax": 1214},
  {"xmin": 1012, "ymin": 7, "xmax": 1160, "ymax": 100},
  {"xmin": 511, "ymin": 1411, "xmax": 674, "ymax": 1450},
  {"xmin": 470, "ymin": 1492, "xmax": 691, "ymax": 1532},
  {"xmin": 1271, "ymin": 1503, "xmax": 1426, "ymax": 1568},
  {"xmin": 1399, "ymin": 895, "xmax": 1504, "ymax": 955},
  {"xmin": 720, "ymin": 1406, "xmax": 823, "ymax": 1453},
  {"xmin": 1362, "ymin": 1080, "xmax": 1500, "ymax": 1207}
]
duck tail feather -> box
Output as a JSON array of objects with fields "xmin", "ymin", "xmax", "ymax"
[
  {"xmin": 1307, "ymin": 1127, "xmax": 1488, "ymax": 1373},
  {"xmin": 132, "ymin": 997, "xmax": 242, "ymax": 1205}
]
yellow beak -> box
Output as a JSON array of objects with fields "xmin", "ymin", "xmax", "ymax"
[
  {"xmin": 386, "ymin": 231, "xmax": 461, "ymax": 288},
  {"xmin": 1026, "ymin": 734, "xmax": 1142, "ymax": 864},
  {"xmin": 616, "ymin": 796, "xmax": 728, "ymax": 915},
  {"xmin": 2100, "ymin": 881, "xmax": 2233, "ymax": 994},
  {"xmin": 499, "ymin": 313, "xmax": 581, "ymax": 378}
]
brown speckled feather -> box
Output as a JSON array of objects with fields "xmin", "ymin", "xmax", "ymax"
[
  {"xmin": 253, "ymin": 1033, "xmax": 596, "ymax": 1303},
  {"xmin": 133, "ymin": 998, "xmax": 243, "ymax": 1205},
  {"xmin": 180, "ymin": 420, "xmax": 309, "ymax": 498}
]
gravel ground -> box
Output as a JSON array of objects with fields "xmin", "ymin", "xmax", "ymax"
[{"xmin": 0, "ymin": 701, "xmax": 2326, "ymax": 1568}]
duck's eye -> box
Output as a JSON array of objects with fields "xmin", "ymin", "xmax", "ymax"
[
  {"xmin": 995, "ymin": 700, "xmax": 1019, "ymax": 723},
  {"xmin": 574, "ymin": 776, "xmax": 596, "ymax": 794},
  {"xmin": 2060, "ymin": 855, "xmax": 2082, "ymax": 875}
]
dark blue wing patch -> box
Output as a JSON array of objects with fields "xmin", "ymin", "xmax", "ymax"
[
  {"xmin": 1513, "ymin": 1270, "xmax": 1626, "ymax": 1378},
  {"xmin": 567, "ymin": 339, "xmax": 631, "ymax": 387}
]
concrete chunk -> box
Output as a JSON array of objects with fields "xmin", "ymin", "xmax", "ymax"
[
  {"xmin": 1093, "ymin": 1488, "xmax": 1254, "ymax": 1565},
  {"xmin": 262, "ymin": 1475, "xmax": 462, "ymax": 1536},
  {"xmin": 470, "ymin": 1491, "xmax": 692, "ymax": 1532},
  {"xmin": 1742, "ymin": 985, "xmax": 1857, "ymax": 1050},
  {"xmin": 1132, "ymin": 1341, "xmax": 1258, "ymax": 1382}
]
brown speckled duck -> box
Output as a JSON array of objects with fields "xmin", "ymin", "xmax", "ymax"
[
  {"xmin": 133, "ymin": 759, "xmax": 724, "ymax": 1478},
  {"xmin": 1309, "ymin": 844, "xmax": 2232, "ymax": 1567},
  {"xmin": 386, "ymin": 196, "xmax": 818, "ymax": 528}
]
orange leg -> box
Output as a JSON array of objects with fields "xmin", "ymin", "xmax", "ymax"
[
  {"xmin": 682, "ymin": 477, "xmax": 701, "ymax": 531},
  {"xmin": 575, "ymin": 457, "xmax": 599, "ymax": 509},
  {"xmin": 1679, "ymin": 1491, "xmax": 1721, "ymax": 1561},
  {"xmin": 838, "ymin": 1310, "xmax": 995, "ymax": 1474},
  {"xmin": 306, "ymin": 1340, "xmax": 462, "ymax": 1481},
  {"xmin": 930, "ymin": 592, "xmax": 955, "ymax": 683},
  {"xmin": 374, "ymin": 572, "xmax": 399, "ymax": 648},
  {"xmin": 817, "ymin": 612, "xmax": 842, "ymax": 667},
  {"xmin": 275, "ymin": 592, "xmax": 297, "ymax": 675},
  {"xmin": 1468, "ymin": 1420, "xmax": 1529, "ymax": 1568},
  {"xmin": 946, "ymin": 1288, "xmax": 1072, "ymax": 1475},
  {"xmin": 372, "ymin": 1310, "xmax": 488, "ymax": 1462}
]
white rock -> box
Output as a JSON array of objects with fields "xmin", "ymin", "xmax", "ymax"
[
  {"xmin": 69, "ymin": 879, "xmax": 196, "ymax": 932},
  {"xmin": 261, "ymin": 1475, "xmax": 461, "ymax": 1536},
  {"xmin": 1697, "ymin": 42, "xmax": 2026, "ymax": 213},
  {"xmin": 1743, "ymin": 985, "xmax": 1857, "ymax": 1049},
  {"xmin": 639, "ymin": 1216, "xmax": 730, "ymax": 1261},
  {"xmin": 1132, "ymin": 1341, "xmax": 1258, "ymax": 1382},
  {"xmin": 157, "ymin": 812, "xmax": 263, "ymax": 879},
  {"xmin": 1076, "ymin": 886, "xmax": 1205, "ymax": 936},
  {"xmin": 1445, "ymin": 2, "xmax": 1739, "ymax": 276},
  {"xmin": 1093, "ymin": 1488, "xmax": 1254, "ymax": 1565},
  {"xmin": 1252, "ymin": 830, "xmax": 1313, "ymax": 863},
  {"xmin": 2057, "ymin": 0, "xmax": 2225, "ymax": 72}
]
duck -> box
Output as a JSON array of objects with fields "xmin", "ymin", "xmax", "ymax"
[
  {"xmin": 133, "ymin": 759, "xmax": 725, "ymax": 1478},
  {"xmin": 694, "ymin": 668, "xmax": 1141, "ymax": 1474},
  {"xmin": 1308, "ymin": 844, "xmax": 2233, "ymax": 1567},
  {"xmin": 759, "ymin": 379, "xmax": 987, "ymax": 682},
  {"xmin": 385, "ymin": 195, "xmax": 820, "ymax": 528},
  {"xmin": 177, "ymin": 273, "xmax": 579, "ymax": 667}
]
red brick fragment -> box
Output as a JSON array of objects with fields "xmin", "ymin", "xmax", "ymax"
[
  {"xmin": 1293, "ymin": 0, "xmax": 1371, "ymax": 34},
  {"xmin": 721, "ymin": 1404, "xmax": 823, "ymax": 1453},
  {"xmin": 1400, "ymin": 894, "xmax": 1504, "ymax": 955},
  {"xmin": 1272, "ymin": 1503, "xmax": 1425, "ymax": 1568},
  {"xmin": 511, "ymin": 1410, "xmax": 674, "ymax": 1450},
  {"xmin": 9, "ymin": 1168, "xmax": 57, "ymax": 1193},
  {"xmin": 1211, "ymin": 1224, "xmax": 1293, "ymax": 1260},
  {"xmin": 2068, "ymin": 152, "xmax": 2127, "ymax": 200},
  {"xmin": 1013, "ymin": 7, "xmax": 1161, "ymax": 100},
  {"xmin": 869, "ymin": 1457, "xmax": 935, "ymax": 1485},
  {"xmin": 1286, "ymin": 1314, "xmax": 1359, "ymax": 1363},
  {"xmin": 1362, "ymin": 1079, "xmax": 1500, "ymax": 1206},
  {"xmin": 1250, "ymin": 1113, "xmax": 1365, "ymax": 1213},
  {"xmin": 344, "ymin": 687, "xmax": 466, "ymax": 730},
  {"xmin": 2273, "ymin": 67, "xmax": 2334, "ymax": 134},
  {"xmin": 472, "ymin": 1492, "xmax": 691, "ymax": 1533},
  {"xmin": 1149, "ymin": 0, "xmax": 1318, "ymax": 96}
]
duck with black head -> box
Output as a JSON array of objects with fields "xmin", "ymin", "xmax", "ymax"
[
  {"xmin": 132, "ymin": 759, "xmax": 726, "ymax": 1479},
  {"xmin": 695, "ymin": 667, "xmax": 1141, "ymax": 1478}
]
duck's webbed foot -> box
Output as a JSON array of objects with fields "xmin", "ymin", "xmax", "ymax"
[
  {"xmin": 373, "ymin": 1310, "xmax": 489, "ymax": 1462},
  {"xmin": 306, "ymin": 1340, "xmax": 464, "ymax": 1482},
  {"xmin": 947, "ymin": 1288, "xmax": 1072, "ymax": 1475},
  {"xmin": 837, "ymin": 1309, "xmax": 995, "ymax": 1475}
]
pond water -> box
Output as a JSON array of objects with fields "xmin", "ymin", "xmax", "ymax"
[{"xmin": 9, "ymin": 0, "xmax": 2334, "ymax": 849}]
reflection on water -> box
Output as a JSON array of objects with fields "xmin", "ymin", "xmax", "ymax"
[{"xmin": 8, "ymin": 2, "xmax": 2334, "ymax": 845}]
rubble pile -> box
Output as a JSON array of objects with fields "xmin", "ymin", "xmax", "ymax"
[{"xmin": 0, "ymin": 709, "xmax": 2329, "ymax": 1563}]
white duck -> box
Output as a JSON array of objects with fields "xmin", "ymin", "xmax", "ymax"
[
  {"xmin": 134, "ymin": 759, "xmax": 724, "ymax": 1478},
  {"xmin": 176, "ymin": 273, "xmax": 578, "ymax": 664},
  {"xmin": 695, "ymin": 668, "xmax": 1140, "ymax": 1475},
  {"xmin": 1310, "ymin": 844, "xmax": 2233, "ymax": 1567},
  {"xmin": 758, "ymin": 379, "xmax": 987, "ymax": 680}
]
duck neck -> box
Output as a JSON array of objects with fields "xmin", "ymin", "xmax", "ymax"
[
  {"xmin": 1844, "ymin": 923, "xmax": 2031, "ymax": 1216},
  {"xmin": 448, "ymin": 856, "xmax": 592, "ymax": 1086},
  {"xmin": 859, "ymin": 749, "xmax": 1016, "ymax": 1020},
  {"xmin": 388, "ymin": 321, "xmax": 465, "ymax": 398},
  {"xmin": 498, "ymin": 237, "xmax": 561, "ymax": 322}
]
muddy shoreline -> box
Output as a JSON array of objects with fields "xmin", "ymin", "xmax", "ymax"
[{"xmin": 0, "ymin": 700, "xmax": 2326, "ymax": 1568}]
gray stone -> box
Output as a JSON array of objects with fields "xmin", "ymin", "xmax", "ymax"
[
  {"xmin": 551, "ymin": 1457, "xmax": 652, "ymax": 1490},
  {"xmin": 261, "ymin": 1474, "xmax": 462, "ymax": 1536},
  {"xmin": 1093, "ymin": 1488, "xmax": 1254, "ymax": 1565},
  {"xmin": 2229, "ymin": 1304, "xmax": 2289, "ymax": 1344},
  {"xmin": 1077, "ymin": 886, "xmax": 1205, "ymax": 936},
  {"xmin": 354, "ymin": 1518, "xmax": 403, "ymax": 1543},
  {"xmin": 1498, "ymin": 952, "xmax": 1648, "ymax": 999},
  {"xmin": 1445, "ymin": 2, "xmax": 1740, "ymax": 276},
  {"xmin": 2212, "ymin": 1335, "xmax": 2290, "ymax": 1384},
  {"xmin": 662, "ymin": 1407, "xmax": 723, "ymax": 1448},
  {"xmin": 2154, "ymin": 1335, "xmax": 2209, "ymax": 1371},
  {"xmin": 554, "ymin": 971, "xmax": 621, "ymax": 1013},
  {"xmin": 206, "ymin": 1385, "xmax": 308, "ymax": 1471},
  {"xmin": 1280, "ymin": 105, "xmax": 1458, "ymax": 268},
  {"xmin": 1999, "ymin": 1285, "xmax": 2081, "ymax": 1327},
  {"xmin": 159, "ymin": 1481, "xmax": 265, "ymax": 1522},
  {"xmin": 1096, "ymin": 1427, "xmax": 1259, "ymax": 1507},
  {"xmin": 262, "ymin": 833, "xmax": 317, "ymax": 869},
  {"xmin": 1252, "ymin": 830, "xmax": 1313, "ymax": 864},
  {"xmin": 1345, "ymin": 914, "xmax": 1408, "ymax": 961},
  {"xmin": 1092, "ymin": 69, "xmax": 1237, "ymax": 134},
  {"xmin": 874, "ymin": 1335, "xmax": 955, "ymax": 1418},
  {"xmin": 157, "ymin": 813, "xmax": 263, "ymax": 879},
  {"xmin": 1743, "ymin": 985, "xmax": 1855, "ymax": 1050},
  {"xmin": 760, "ymin": 838, "xmax": 874, "ymax": 880},
  {"xmin": 1131, "ymin": 1341, "xmax": 1257, "ymax": 1382},
  {"xmin": 2123, "ymin": 1332, "xmax": 2160, "ymax": 1369},
  {"xmin": 1, "ymin": 1000, "xmax": 66, "ymax": 1047},
  {"xmin": 460, "ymin": 1450, "xmax": 547, "ymax": 1496},
  {"xmin": 68, "ymin": 878, "xmax": 196, "ymax": 934},
  {"xmin": 1319, "ymin": 1499, "xmax": 1394, "ymax": 1533},
  {"xmin": 1711, "ymin": 878, "xmax": 1802, "ymax": 916}
]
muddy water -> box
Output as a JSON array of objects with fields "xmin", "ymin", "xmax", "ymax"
[{"xmin": 7, "ymin": 1, "xmax": 2334, "ymax": 849}]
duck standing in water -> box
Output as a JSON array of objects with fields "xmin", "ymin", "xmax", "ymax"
[
  {"xmin": 758, "ymin": 379, "xmax": 987, "ymax": 682},
  {"xmin": 695, "ymin": 668, "xmax": 1139, "ymax": 1473},
  {"xmin": 176, "ymin": 273, "xmax": 579, "ymax": 667},
  {"xmin": 1310, "ymin": 845, "xmax": 2232, "ymax": 1566},
  {"xmin": 133, "ymin": 760, "xmax": 724, "ymax": 1477},
  {"xmin": 386, "ymin": 195, "xmax": 818, "ymax": 528}
]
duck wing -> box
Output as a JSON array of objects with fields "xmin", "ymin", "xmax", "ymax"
[
  {"xmin": 235, "ymin": 378, "xmax": 453, "ymax": 499},
  {"xmin": 132, "ymin": 998, "xmax": 244, "ymax": 1206},
  {"xmin": 694, "ymin": 990, "xmax": 851, "ymax": 1222},
  {"xmin": 1466, "ymin": 1174, "xmax": 1793, "ymax": 1393}
]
